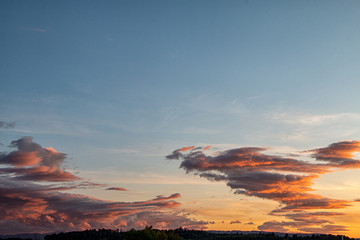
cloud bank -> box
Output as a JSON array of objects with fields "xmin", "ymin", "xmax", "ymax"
[
  {"xmin": 0, "ymin": 137, "xmax": 206, "ymax": 234},
  {"xmin": 167, "ymin": 142, "xmax": 360, "ymax": 234}
]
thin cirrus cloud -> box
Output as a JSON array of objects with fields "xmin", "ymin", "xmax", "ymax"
[
  {"xmin": 0, "ymin": 121, "xmax": 15, "ymax": 129},
  {"xmin": 167, "ymin": 141, "xmax": 360, "ymax": 234},
  {"xmin": 0, "ymin": 137, "xmax": 207, "ymax": 234}
]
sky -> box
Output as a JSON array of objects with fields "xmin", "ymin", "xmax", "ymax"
[{"xmin": 1, "ymin": 0, "xmax": 360, "ymax": 237}]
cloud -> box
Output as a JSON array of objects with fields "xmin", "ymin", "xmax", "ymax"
[
  {"xmin": 0, "ymin": 178, "xmax": 195, "ymax": 234},
  {"xmin": 166, "ymin": 146, "xmax": 195, "ymax": 160},
  {"xmin": 230, "ymin": 220, "xmax": 242, "ymax": 224},
  {"xmin": 169, "ymin": 141, "xmax": 360, "ymax": 234},
  {"xmin": 299, "ymin": 225, "xmax": 348, "ymax": 234},
  {"xmin": 284, "ymin": 212, "xmax": 345, "ymax": 224},
  {"xmin": 107, "ymin": 187, "xmax": 127, "ymax": 191},
  {"xmin": 154, "ymin": 193, "xmax": 181, "ymax": 201},
  {"xmin": 0, "ymin": 121, "xmax": 15, "ymax": 129},
  {"xmin": 305, "ymin": 141, "xmax": 360, "ymax": 168},
  {"xmin": 177, "ymin": 146, "xmax": 195, "ymax": 152},
  {"xmin": 0, "ymin": 137, "xmax": 79, "ymax": 182},
  {"xmin": 258, "ymin": 212, "xmax": 347, "ymax": 233},
  {"xmin": 0, "ymin": 137, "xmax": 207, "ymax": 234},
  {"xmin": 114, "ymin": 210, "xmax": 209, "ymax": 230},
  {"xmin": 268, "ymin": 112, "xmax": 360, "ymax": 126}
]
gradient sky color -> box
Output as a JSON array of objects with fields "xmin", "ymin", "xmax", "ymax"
[{"xmin": 1, "ymin": 0, "xmax": 360, "ymax": 237}]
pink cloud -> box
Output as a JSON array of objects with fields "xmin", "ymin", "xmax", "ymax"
[
  {"xmin": 0, "ymin": 137, "xmax": 80, "ymax": 182},
  {"xmin": 169, "ymin": 141, "xmax": 360, "ymax": 234},
  {"xmin": 0, "ymin": 178, "xmax": 199, "ymax": 234},
  {"xmin": 0, "ymin": 137, "xmax": 208, "ymax": 234}
]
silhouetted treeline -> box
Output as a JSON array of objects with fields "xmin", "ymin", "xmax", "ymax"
[
  {"xmin": 172, "ymin": 229, "xmax": 354, "ymax": 240},
  {"xmin": 0, "ymin": 239, "xmax": 32, "ymax": 240},
  {"xmin": 43, "ymin": 227, "xmax": 355, "ymax": 240},
  {"xmin": 44, "ymin": 227, "xmax": 180, "ymax": 240}
]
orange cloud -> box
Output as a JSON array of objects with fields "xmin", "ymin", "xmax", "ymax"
[
  {"xmin": 0, "ymin": 177, "xmax": 196, "ymax": 234},
  {"xmin": 177, "ymin": 146, "xmax": 195, "ymax": 152},
  {"xmin": 169, "ymin": 141, "xmax": 360, "ymax": 234},
  {"xmin": 0, "ymin": 137, "xmax": 80, "ymax": 182},
  {"xmin": 306, "ymin": 141, "xmax": 360, "ymax": 168},
  {"xmin": 0, "ymin": 151, "xmax": 42, "ymax": 166},
  {"xmin": 0, "ymin": 137, "xmax": 208, "ymax": 234}
]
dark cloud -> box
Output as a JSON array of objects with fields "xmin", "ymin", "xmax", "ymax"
[
  {"xmin": 107, "ymin": 187, "xmax": 127, "ymax": 191},
  {"xmin": 0, "ymin": 177, "xmax": 196, "ymax": 234},
  {"xmin": 198, "ymin": 173, "xmax": 227, "ymax": 181},
  {"xmin": 230, "ymin": 220, "xmax": 242, "ymax": 224},
  {"xmin": 153, "ymin": 193, "xmax": 181, "ymax": 201},
  {"xmin": 0, "ymin": 121, "xmax": 15, "ymax": 129},
  {"xmin": 170, "ymin": 141, "xmax": 360, "ymax": 234},
  {"xmin": 166, "ymin": 146, "xmax": 194, "ymax": 160},
  {"xmin": 166, "ymin": 151, "xmax": 182, "ymax": 160},
  {"xmin": 258, "ymin": 212, "xmax": 347, "ymax": 233},
  {"xmin": 283, "ymin": 212, "xmax": 344, "ymax": 224},
  {"xmin": 306, "ymin": 141, "xmax": 360, "ymax": 168},
  {"xmin": 258, "ymin": 221, "xmax": 292, "ymax": 233},
  {"xmin": 176, "ymin": 147, "xmax": 330, "ymax": 174},
  {"xmin": 0, "ymin": 137, "xmax": 207, "ymax": 234},
  {"xmin": 114, "ymin": 210, "xmax": 209, "ymax": 230},
  {"xmin": 299, "ymin": 225, "xmax": 348, "ymax": 234}
]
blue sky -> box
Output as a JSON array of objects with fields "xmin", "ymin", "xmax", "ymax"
[{"xmin": 1, "ymin": 0, "xmax": 360, "ymax": 236}]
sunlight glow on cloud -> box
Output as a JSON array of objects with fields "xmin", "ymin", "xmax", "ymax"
[
  {"xmin": 0, "ymin": 137, "xmax": 207, "ymax": 234},
  {"xmin": 0, "ymin": 137, "xmax": 80, "ymax": 182},
  {"xmin": 168, "ymin": 141, "xmax": 360, "ymax": 234}
]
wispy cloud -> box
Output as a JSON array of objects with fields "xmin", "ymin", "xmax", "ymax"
[
  {"xmin": 0, "ymin": 121, "xmax": 15, "ymax": 129},
  {"xmin": 268, "ymin": 112, "xmax": 360, "ymax": 126},
  {"xmin": 264, "ymin": 111, "xmax": 360, "ymax": 142},
  {"xmin": 24, "ymin": 27, "xmax": 47, "ymax": 32},
  {"xmin": 168, "ymin": 141, "xmax": 360, "ymax": 234}
]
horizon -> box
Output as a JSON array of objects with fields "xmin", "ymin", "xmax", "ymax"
[
  {"xmin": 1, "ymin": 0, "xmax": 360, "ymax": 238},
  {"xmin": 0, "ymin": 228, "xmax": 356, "ymax": 238}
]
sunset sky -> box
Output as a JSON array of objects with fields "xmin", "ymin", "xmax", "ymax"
[{"xmin": 1, "ymin": 0, "xmax": 360, "ymax": 237}]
